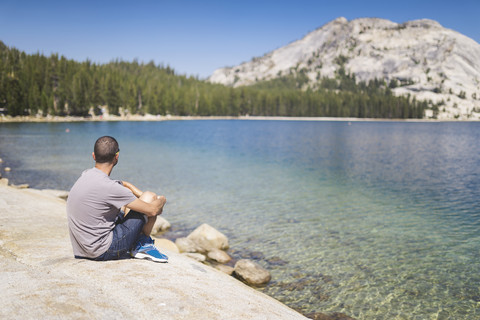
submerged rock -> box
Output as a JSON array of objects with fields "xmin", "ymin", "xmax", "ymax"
[
  {"xmin": 234, "ymin": 259, "xmax": 271, "ymax": 286},
  {"xmin": 247, "ymin": 251, "xmax": 265, "ymax": 260},
  {"xmin": 266, "ymin": 256, "xmax": 288, "ymax": 266},
  {"xmin": 304, "ymin": 312, "xmax": 356, "ymax": 320},
  {"xmin": 187, "ymin": 223, "xmax": 229, "ymax": 252}
]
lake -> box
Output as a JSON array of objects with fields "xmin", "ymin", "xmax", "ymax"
[{"xmin": 1, "ymin": 119, "xmax": 479, "ymax": 319}]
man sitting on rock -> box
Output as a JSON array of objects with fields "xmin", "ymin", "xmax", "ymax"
[{"xmin": 67, "ymin": 136, "xmax": 168, "ymax": 262}]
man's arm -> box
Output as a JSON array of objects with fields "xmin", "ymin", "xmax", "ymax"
[
  {"xmin": 121, "ymin": 181, "xmax": 166, "ymax": 217},
  {"xmin": 121, "ymin": 181, "xmax": 143, "ymax": 198},
  {"xmin": 127, "ymin": 196, "xmax": 166, "ymax": 217}
]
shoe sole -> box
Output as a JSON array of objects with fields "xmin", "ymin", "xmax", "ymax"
[{"xmin": 132, "ymin": 252, "xmax": 168, "ymax": 263}]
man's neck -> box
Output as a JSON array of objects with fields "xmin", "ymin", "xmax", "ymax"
[{"xmin": 95, "ymin": 162, "xmax": 114, "ymax": 176}]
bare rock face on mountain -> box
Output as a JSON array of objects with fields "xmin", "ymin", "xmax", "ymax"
[{"xmin": 209, "ymin": 17, "xmax": 480, "ymax": 120}]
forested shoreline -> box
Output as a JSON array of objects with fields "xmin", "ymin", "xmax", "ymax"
[{"xmin": 0, "ymin": 41, "xmax": 427, "ymax": 119}]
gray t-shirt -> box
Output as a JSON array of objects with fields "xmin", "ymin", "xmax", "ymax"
[{"xmin": 67, "ymin": 167, "xmax": 137, "ymax": 258}]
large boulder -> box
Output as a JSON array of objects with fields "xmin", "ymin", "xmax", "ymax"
[
  {"xmin": 175, "ymin": 237, "xmax": 205, "ymax": 253},
  {"xmin": 187, "ymin": 223, "xmax": 229, "ymax": 252},
  {"xmin": 207, "ymin": 249, "xmax": 232, "ymax": 264},
  {"xmin": 234, "ymin": 259, "xmax": 271, "ymax": 286}
]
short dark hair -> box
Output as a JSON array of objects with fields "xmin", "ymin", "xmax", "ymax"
[{"xmin": 94, "ymin": 136, "xmax": 119, "ymax": 163}]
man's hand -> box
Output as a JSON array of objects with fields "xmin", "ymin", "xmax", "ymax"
[
  {"xmin": 126, "ymin": 193, "xmax": 166, "ymax": 217},
  {"xmin": 154, "ymin": 195, "xmax": 167, "ymax": 215}
]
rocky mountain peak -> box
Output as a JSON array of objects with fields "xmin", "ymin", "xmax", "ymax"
[{"xmin": 209, "ymin": 17, "xmax": 480, "ymax": 120}]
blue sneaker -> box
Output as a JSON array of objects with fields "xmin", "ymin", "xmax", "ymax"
[{"xmin": 131, "ymin": 235, "xmax": 168, "ymax": 263}]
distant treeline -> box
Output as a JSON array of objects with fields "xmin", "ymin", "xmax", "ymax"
[{"xmin": 0, "ymin": 41, "xmax": 427, "ymax": 118}]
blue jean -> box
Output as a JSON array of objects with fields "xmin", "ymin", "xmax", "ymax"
[{"xmin": 94, "ymin": 210, "xmax": 146, "ymax": 261}]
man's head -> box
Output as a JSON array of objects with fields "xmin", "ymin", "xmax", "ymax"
[{"xmin": 93, "ymin": 136, "xmax": 119, "ymax": 164}]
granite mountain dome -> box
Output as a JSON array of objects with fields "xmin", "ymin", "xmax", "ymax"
[{"xmin": 209, "ymin": 17, "xmax": 480, "ymax": 120}]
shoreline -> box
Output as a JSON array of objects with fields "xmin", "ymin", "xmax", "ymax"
[
  {"xmin": 0, "ymin": 157, "xmax": 356, "ymax": 319},
  {"xmin": 1, "ymin": 114, "xmax": 478, "ymax": 123},
  {"xmin": 0, "ymin": 181, "xmax": 310, "ymax": 319}
]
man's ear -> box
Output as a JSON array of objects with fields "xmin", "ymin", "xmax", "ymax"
[{"xmin": 92, "ymin": 152, "xmax": 96, "ymax": 161}]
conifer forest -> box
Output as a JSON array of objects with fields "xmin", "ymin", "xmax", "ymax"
[{"xmin": 0, "ymin": 41, "xmax": 427, "ymax": 119}]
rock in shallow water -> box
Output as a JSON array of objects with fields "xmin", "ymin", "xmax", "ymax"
[
  {"xmin": 234, "ymin": 259, "xmax": 271, "ymax": 286},
  {"xmin": 151, "ymin": 216, "xmax": 171, "ymax": 234},
  {"xmin": 175, "ymin": 237, "xmax": 205, "ymax": 253},
  {"xmin": 214, "ymin": 264, "xmax": 235, "ymax": 275},
  {"xmin": 266, "ymin": 256, "xmax": 288, "ymax": 266},
  {"xmin": 187, "ymin": 223, "xmax": 229, "ymax": 252},
  {"xmin": 304, "ymin": 312, "xmax": 356, "ymax": 320},
  {"xmin": 207, "ymin": 249, "xmax": 231, "ymax": 264}
]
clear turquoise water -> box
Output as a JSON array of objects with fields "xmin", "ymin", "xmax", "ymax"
[{"xmin": 1, "ymin": 120, "xmax": 479, "ymax": 319}]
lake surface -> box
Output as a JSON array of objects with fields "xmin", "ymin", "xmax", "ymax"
[{"xmin": 1, "ymin": 120, "xmax": 479, "ymax": 319}]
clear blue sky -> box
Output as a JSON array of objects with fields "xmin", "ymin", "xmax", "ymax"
[{"xmin": 1, "ymin": 0, "xmax": 479, "ymax": 79}]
